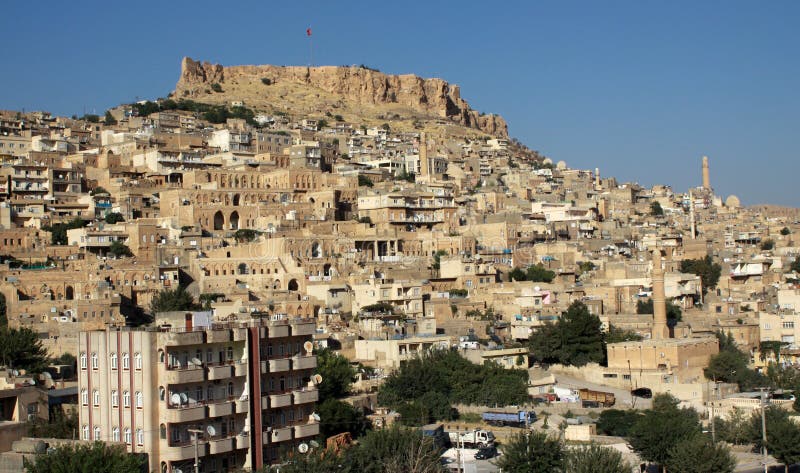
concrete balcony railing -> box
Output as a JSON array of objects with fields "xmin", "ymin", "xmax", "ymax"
[
  {"xmin": 208, "ymin": 364, "xmax": 236, "ymax": 380},
  {"xmin": 208, "ymin": 401, "xmax": 234, "ymax": 418},
  {"xmin": 206, "ymin": 329, "xmax": 231, "ymax": 343},
  {"xmin": 292, "ymin": 355, "xmax": 317, "ymax": 370},
  {"xmin": 235, "ymin": 433, "xmax": 250, "ymax": 450},
  {"xmin": 294, "ymin": 423, "xmax": 320, "ymax": 439},
  {"xmin": 269, "ymin": 358, "xmax": 291, "ymax": 373},
  {"xmin": 164, "ymin": 404, "xmax": 206, "ymax": 423},
  {"xmin": 162, "ymin": 367, "xmax": 205, "ymax": 384},
  {"xmin": 269, "ymin": 393, "xmax": 292, "ymax": 409},
  {"xmin": 292, "ymin": 388, "xmax": 318, "ymax": 405},
  {"xmin": 161, "ymin": 442, "xmax": 206, "ymax": 462},
  {"xmin": 234, "ymin": 398, "xmax": 249, "ymax": 414},
  {"xmin": 160, "ymin": 330, "xmax": 204, "ymax": 346},
  {"xmin": 208, "ymin": 436, "xmax": 235, "ymax": 455},
  {"xmin": 268, "ymin": 325, "xmax": 290, "ymax": 338},
  {"xmin": 270, "ymin": 426, "xmax": 293, "ymax": 444},
  {"xmin": 233, "ymin": 328, "xmax": 248, "ymax": 341},
  {"xmin": 290, "ymin": 321, "xmax": 315, "ymax": 336}
]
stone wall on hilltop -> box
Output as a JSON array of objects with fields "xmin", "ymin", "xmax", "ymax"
[{"xmin": 176, "ymin": 57, "xmax": 508, "ymax": 137}]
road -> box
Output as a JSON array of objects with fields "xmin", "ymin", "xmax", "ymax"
[{"xmin": 552, "ymin": 373, "xmax": 653, "ymax": 410}]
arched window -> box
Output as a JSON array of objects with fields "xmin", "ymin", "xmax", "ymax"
[
  {"xmin": 159, "ymin": 424, "xmax": 166, "ymax": 440},
  {"xmin": 134, "ymin": 353, "xmax": 142, "ymax": 370},
  {"xmin": 124, "ymin": 428, "xmax": 131, "ymax": 444},
  {"xmin": 158, "ymin": 386, "xmax": 165, "ymax": 401},
  {"xmin": 111, "ymin": 390, "xmax": 118, "ymax": 406},
  {"xmin": 90, "ymin": 352, "xmax": 98, "ymax": 370},
  {"xmin": 93, "ymin": 390, "xmax": 100, "ymax": 406},
  {"xmin": 122, "ymin": 352, "xmax": 129, "ymax": 370},
  {"xmin": 82, "ymin": 425, "xmax": 90, "ymax": 440},
  {"xmin": 136, "ymin": 391, "xmax": 143, "ymax": 408},
  {"xmin": 80, "ymin": 352, "xmax": 87, "ymax": 369},
  {"xmin": 158, "ymin": 349, "xmax": 165, "ymax": 363},
  {"xmin": 110, "ymin": 353, "xmax": 118, "ymax": 370},
  {"xmin": 136, "ymin": 428, "xmax": 144, "ymax": 446},
  {"xmin": 80, "ymin": 389, "xmax": 88, "ymax": 405},
  {"xmin": 112, "ymin": 427, "xmax": 120, "ymax": 442},
  {"xmin": 94, "ymin": 426, "xmax": 101, "ymax": 440},
  {"xmin": 123, "ymin": 390, "xmax": 130, "ymax": 408}
]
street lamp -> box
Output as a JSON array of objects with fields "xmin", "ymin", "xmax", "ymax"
[{"xmin": 187, "ymin": 428, "xmax": 203, "ymax": 473}]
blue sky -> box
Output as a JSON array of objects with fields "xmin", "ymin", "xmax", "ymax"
[{"xmin": 2, "ymin": 1, "xmax": 798, "ymax": 206}]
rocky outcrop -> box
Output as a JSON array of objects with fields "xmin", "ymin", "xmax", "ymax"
[{"xmin": 176, "ymin": 57, "xmax": 507, "ymax": 137}]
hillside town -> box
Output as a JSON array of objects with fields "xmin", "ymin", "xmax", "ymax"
[{"xmin": 1, "ymin": 60, "xmax": 800, "ymax": 473}]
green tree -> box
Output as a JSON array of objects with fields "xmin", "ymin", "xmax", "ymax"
[
  {"xmin": 526, "ymin": 264, "xmax": 555, "ymax": 283},
  {"xmin": 0, "ymin": 292, "xmax": 6, "ymax": 327},
  {"xmin": 791, "ymin": 256, "xmax": 800, "ymax": 273},
  {"xmin": 781, "ymin": 227, "xmax": 791, "ymax": 236},
  {"xmin": 343, "ymin": 426, "xmax": 446, "ymax": 473},
  {"xmin": 104, "ymin": 212, "xmax": 124, "ymax": 224},
  {"xmin": 761, "ymin": 239, "xmax": 775, "ymax": 251},
  {"xmin": 210, "ymin": 83, "xmax": 223, "ymax": 92},
  {"xmin": 596, "ymin": 409, "xmax": 641, "ymax": 437},
  {"xmin": 713, "ymin": 407, "xmax": 750, "ymax": 445},
  {"xmin": 509, "ymin": 267, "xmax": 527, "ymax": 281},
  {"xmin": 233, "ymin": 228, "xmax": 261, "ymax": 242},
  {"xmin": 650, "ymin": 201, "xmax": 664, "ymax": 216},
  {"xmin": 664, "ymin": 434, "xmax": 735, "ymax": 473},
  {"xmin": 565, "ymin": 444, "xmax": 632, "ymax": 473},
  {"xmin": 261, "ymin": 77, "xmax": 272, "ymax": 85},
  {"xmin": 149, "ymin": 286, "xmax": 200, "ymax": 314},
  {"xmin": 23, "ymin": 442, "xmax": 146, "ymax": 473},
  {"xmin": 358, "ymin": 175, "xmax": 374, "ymax": 187},
  {"xmin": 627, "ymin": 393, "xmax": 702, "ymax": 471},
  {"xmin": 635, "ymin": 298, "xmax": 682, "ymax": 326},
  {"xmin": 103, "ymin": 111, "xmax": 117, "ymax": 126},
  {"xmin": 0, "ymin": 326, "xmax": 49, "ymax": 373},
  {"xmin": 680, "ymin": 256, "xmax": 722, "ymax": 295},
  {"xmin": 317, "ymin": 398, "xmax": 370, "ymax": 439},
  {"xmin": 108, "ymin": 240, "xmax": 133, "ymax": 258},
  {"xmin": 747, "ymin": 405, "xmax": 800, "ymax": 472},
  {"xmin": 605, "ymin": 325, "xmax": 643, "ymax": 344},
  {"xmin": 496, "ymin": 431, "xmax": 564, "ymax": 473},
  {"xmin": 431, "ymin": 250, "xmax": 448, "ymax": 271},
  {"xmin": 529, "ymin": 301, "xmax": 604, "ymax": 366},
  {"xmin": 42, "ymin": 218, "xmax": 88, "ymax": 245},
  {"xmin": 316, "ymin": 347, "xmax": 356, "ymax": 402},
  {"xmin": 705, "ymin": 331, "xmax": 764, "ymax": 390}
]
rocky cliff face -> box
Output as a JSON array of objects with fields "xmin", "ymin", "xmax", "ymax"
[{"xmin": 176, "ymin": 57, "xmax": 507, "ymax": 137}]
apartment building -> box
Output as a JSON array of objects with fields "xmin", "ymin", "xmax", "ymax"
[{"xmin": 78, "ymin": 314, "xmax": 319, "ymax": 473}]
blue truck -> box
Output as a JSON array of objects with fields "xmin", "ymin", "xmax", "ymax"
[{"xmin": 481, "ymin": 410, "xmax": 536, "ymax": 428}]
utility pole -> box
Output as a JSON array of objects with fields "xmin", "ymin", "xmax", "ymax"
[
  {"xmin": 758, "ymin": 388, "xmax": 769, "ymax": 473},
  {"xmin": 187, "ymin": 428, "xmax": 203, "ymax": 473},
  {"xmin": 710, "ymin": 381, "xmax": 718, "ymax": 443}
]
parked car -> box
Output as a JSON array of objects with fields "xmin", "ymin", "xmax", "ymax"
[
  {"xmin": 475, "ymin": 445, "xmax": 498, "ymax": 460},
  {"xmin": 631, "ymin": 387, "xmax": 653, "ymax": 399}
]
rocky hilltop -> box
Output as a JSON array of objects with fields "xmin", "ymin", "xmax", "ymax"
[{"xmin": 175, "ymin": 57, "xmax": 507, "ymax": 137}]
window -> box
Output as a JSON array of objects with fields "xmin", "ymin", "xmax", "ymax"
[
  {"xmin": 136, "ymin": 391, "xmax": 143, "ymax": 408},
  {"xmin": 94, "ymin": 426, "xmax": 101, "ymax": 440},
  {"xmin": 207, "ymin": 349, "xmax": 213, "ymax": 363},
  {"xmin": 123, "ymin": 391, "xmax": 130, "ymax": 408},
  {"xmin": 122, "ymin": 353, "xmax": 129, "ymax": 370},
  {"xmin": 111, "ymin": 390, "xmax": 118, "ymax": 407},
  {"xmin": 80, "ymin": 352, "xmax": 87, "ymax": 369},
  {"xmin": 134, "ymin": 353, "xmax": 142, "ymax": 370},
  {"xmin": 124, "ymin": 428, "xmax": 131, "ymax": 445},
  {"xmin": 227, "ymin": 346, "xmax": 234, "ymax": 361},
  {"xmin": 196, "ymin": 386, "xmax": 203, "ymax": 402},
  {"xmin": 765, "ymin": 323, "xmax": 772, "ymax": 330},
  {"xmin": 81, "ymin": 389, "xmax": 88, "ymax": 405},
  {"xmin": 110, "ymin": 353, "xmax": 118, "ymax": 370},
  {"xmin": 783, "ymin": 321, "xmax": 795, "ymax": 329},
  {"xmin": 207, "ymin": 386, "xmax": 214, "ymax": 401},
  {"xmin": 136, "ymin": 428, "xmax": 144, "ymax": 446},
  {"xmin": 227, "ymin": 382, "xmax": 234, "ymax": 397},
  {"xmin": 160, "ymin": 424, "xmax": 166, "ymax": 440},
  {"xmin": 171, "ymin": 427, "xmax": 180, "ymax": 443},
  {"xmin": 82, "ymin": 425, "xmax": 90, "ymax": 440},
  {"xmin": 112, "ymin": 427, "xmax": 120, "ymax": 442},
  {"xmin": 91, "ymin": 352, "xmax": 98, "ymax": 370},
  {"xmin": 159, "ymin": 387, "xmax": 165, "ymax": 401},
  {"xmin": 93, "ymin": 390, "xmax": 100, "ymax": 406}
]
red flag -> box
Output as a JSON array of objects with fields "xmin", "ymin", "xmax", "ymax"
[{"xmin": 306, "ymin": 28, "xmax": 312, "ymax": 37}]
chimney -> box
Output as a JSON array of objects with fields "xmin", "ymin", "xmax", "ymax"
[
  {"xmin": 702, "ymin": 156, "xmax": 710, "ymax": 190},
  {"xmin": 651, "ymin": 249, "xmax": 670, "ymax": 340}
]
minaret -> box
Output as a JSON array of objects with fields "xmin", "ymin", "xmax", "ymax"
[
  {"xmin": 651, "ymin": 249, "xmax": 670, "ymax": 340},
  {"xmin": 702, "ymin": 156, "xmax": 710, "ymax": 190},
  {"xmin": 419, "ymin": 132, "xmax": 429, "ymax": 178},
  {"xmin": 595, "ymin": 168, "xmax": 600, "ymax": 188},
  {"xmin": 689, "ymin": 190, "xmax": 696, "ymax": 239}
]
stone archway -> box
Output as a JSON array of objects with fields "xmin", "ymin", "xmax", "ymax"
[{"xmin": 213, "ymin": 211, "xmax": 224, "ymax": 230}]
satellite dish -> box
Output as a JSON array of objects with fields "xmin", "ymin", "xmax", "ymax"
[
  {"xmin": 310, "ymin": 412, "xmax": 320, "ymax": 422},
  {"xmin": 171, "ymin": 394, "xmax": 181, "ymax": 406},
  {"xmin": 313, "ymin": 374, "xmax": 323, "ymax": 385},
  {"xmin": 298, "ymin": 443, "xmax": 309, "ymax": 454},
  {"xmin": 206, "ymin": 425, "xmax": 216, "ymax": 437},
  {"xmin": 191, "ymin": 357, "xmax": 202, "ymax": 366},
  {"xmin": 180, "ymin": 393, "xmax": 189, "ymax": 404},
  {"xmin": 303, "ymin": 341, "xmax": 314, "ymax": 354},
  {"xmin": 309, "ymin": 440, "xmax": 320, "ymax": 449}
]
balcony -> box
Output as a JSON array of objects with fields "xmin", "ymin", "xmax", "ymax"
[
  {"xmin": 292, "ymin": 355, "xmax": 317, "ymax": 370},
  {"xmin": 235, "ymin": 433, "xmax": 250, "ymax": 450},
  {"xmin": 208, "ymin": 364, "xmax": 235, "ymax": 380},
  {"xmin": 164, "ymin": 404, "xmax": 206, "ymax": 423},
  {"xmin": 269, "ymin": 393, "xmax": 292, "ymax": 408},
  {"xmin": 270, "ymin": 426, "xmax": 293, "ymax": 443},
  {"xmin": 234, "ymin": 398, "xmax": 249, "ymax": 414},
  {"xmin": 290, "ymin": 320, "xmax": 315, "ymax": 336},
  {"xmin": 294, "ymin": 423, "xmax": 320, "ymax": 439},
  {"xmin": 233, "ymin": 328, "xmax": 248, "ymax": 341},
  {"xmin": 293, "ymin": 388, "xmax": 318, "ymax": 405},
  {"xmin": 267, "ymin": 358, "xmax": 290, "ymax": 373},
  {"xmin": 206, "ymin": 329, "xmax": 231, "ymax": 343},
  {"xmin": 234, "ymin": 362, "xmax": 248, "ymax": 377},
  {"xmin": 162, "ymin": 367, "xmax": 205, "ymax": 384},
  {"xmin": 268, "ymin": 325, "xmax": 290, "ymax": 338},
  {"xmin": 161, "ymin": 442, "xmax": 206, "ymax": 462},
  {"xmin": 208, "ymin": 436, "xmax": 235, "ymax": 455},
  {"xmin": 160, "ymin": 330, "xmax": 204, "ymax": 346},
  {"xmin": 208, "ymin": 401, "xmax": 234, "ymax": 417}
]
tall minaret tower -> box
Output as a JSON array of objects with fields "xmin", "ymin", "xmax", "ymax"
[
  {"xmin": 702, "ymin": 156, "xmax": 711, "ymax": 190},
  {"xmin": 419, "ymin": 132, "xmax": 429, "ymax": 179},
  {"xmin": 651, "ymin": 249, "xmax": 670, "ymax": 340}
]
